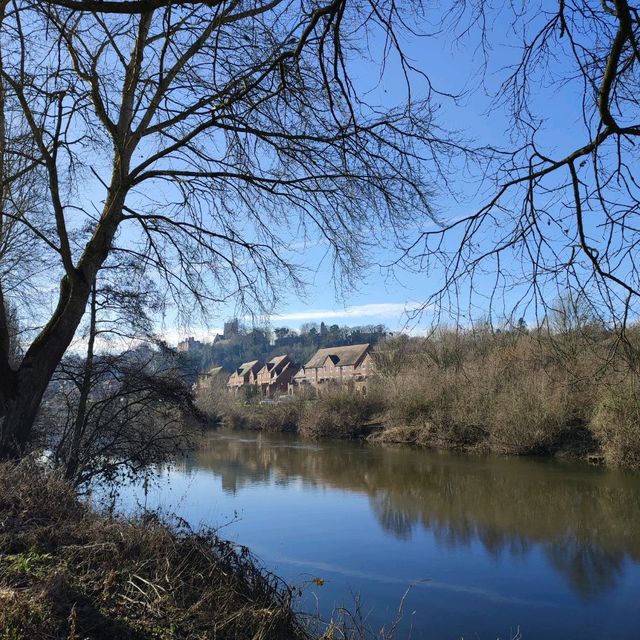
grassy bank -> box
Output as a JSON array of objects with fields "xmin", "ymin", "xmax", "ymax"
[
  {"xmin": 219, "ymin": 393, "xmax": 383, "ymax": 441},
  {"xmin": 207, "ymin": 326, "xmax": 640, "ymax": 469},
  {"xmin": 0, "ymin": 461, "xmax": 320, "ymax": 640}
]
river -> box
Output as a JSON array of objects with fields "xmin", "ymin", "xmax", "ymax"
[{"xmin": 114, "ymin": 430, "xmax": 640, "ymax": 639}]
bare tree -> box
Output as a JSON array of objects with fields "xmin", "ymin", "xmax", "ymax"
[
  {"xmin": 405, "ymin": 1, "xmax": 640, "ymax": 328},
  {"xmin": 30, "ymin": 256, "xmax": 199, "ymax": 487},
  {"xmin": 0, "ymin": 0, "xmax": 453, "ymax": 456},
  {"xmin": 3, "ymin": 300, "xmax": 19, "ymax": 367},
  {"xmin": 44, "ymin": 343, "xmax": 201, "ymax": 488}
]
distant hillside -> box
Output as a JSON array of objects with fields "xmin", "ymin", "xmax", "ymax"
[{"xmin": 176, "ymin": 322, "xmax": 388, "ymax": 380}]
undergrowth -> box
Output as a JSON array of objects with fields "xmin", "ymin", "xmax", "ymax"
[{"xmin": 0, "ymin": 461, "xmax": 319, "ymax": 640}]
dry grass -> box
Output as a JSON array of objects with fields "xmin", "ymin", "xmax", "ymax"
[
  {"xmin": 221, "ymin": 398, "xmax": 306, "ymax": 433},
  {"xmin": 0, "ymin": 460, "xmax": 312, "ymax": 640},
  {"xmin": 198, "ymin": 326, "xmax": 640, "ymax": 468},
  {"xmin": 371, "ymin": 328, "xmax": 635, "ymax": 464},
  {"xmin": 0, "ymin": 587, "xmax": 54, "ymax": 640},
  {"xmin": 217, "ymin": 391, "xmax": 382, "ymax": 440},
  {"xmin": 298, "ymin": 390, "xmax": 384, "ymax": 440},
  {"xmin": 592, "ymin": 377, "xmax": 640, "ymax": 468}
]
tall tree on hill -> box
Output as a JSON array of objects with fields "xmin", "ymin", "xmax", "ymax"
[{"xmin": 0, "ymin": 0, "xmax": 447, "ymax": 456}]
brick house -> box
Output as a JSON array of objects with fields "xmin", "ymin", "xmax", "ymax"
[
  {"xmin": 255, "ymin": 355, "xmax": 300, "ymax": 397},
  {"xmin": 227, "ymin": 360, "xmax": 263, "ymax": 394},
  {"xmin": 290, "ymin": 343, "xmax": 375, "ymax": 394}
]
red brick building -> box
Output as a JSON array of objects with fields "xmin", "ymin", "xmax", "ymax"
[
  {"xmin": 255, "ymin": 355, "xmax": 299, "ymax": 397},
  {"xmin": 227, "ymin": 360, "xmax": 263, "ymax": 394},
  {"xmin": 290, "ymin": 343, "xmax": 375, "ymax": 394}
]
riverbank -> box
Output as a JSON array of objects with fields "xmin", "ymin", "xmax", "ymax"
[
  {"xmin": 0, "ymin": 461, "xmax": 322, "ymax": 640},
  {"xmin": 209, "ymin": 328, "xmax": 640, "ymax": 470},
  {"xmin": 216, "ymin": 390, "xmax": 621, "ymax": 468}
]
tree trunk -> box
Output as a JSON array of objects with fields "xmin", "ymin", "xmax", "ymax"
[
  {"xmin": 0, "ymin": 276, "xmax": 92, "ymax": 458},
  {"xmin": 0, "ymin": 377, "xmax": 48, "ymax": 457},
  {"xmin": 64, "ymin": 279, "xmax": 97, "ymax": 481}
]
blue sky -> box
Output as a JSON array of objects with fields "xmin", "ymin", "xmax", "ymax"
[
  {"xmin": 165, "ymin": 3, "xmax": 596, "ymax": 342},
  {"xmin": 35, "ymin": 4, "xmax": 604, "ymax": 346},
  {"xmin": 14, "ymin": 3, "xmax": 628, "ymax": 349}
]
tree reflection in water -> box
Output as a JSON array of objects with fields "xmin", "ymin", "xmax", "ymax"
[
  {"xmin": 544, "ymin": 541, "xmax": 625, "ymax": 600},
  {"xmin": 191, "ymin": 432, "xmax": 640, "ymax": 600}
]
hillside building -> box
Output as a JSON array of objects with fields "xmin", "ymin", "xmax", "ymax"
[
  {"xmin": 290, "ymin": 343, "xmax": 375, "ymax": 394},
  {"xmin": 255, "ymin": 355, "xmax": 299, "ymax": 397},
  {"xmin": 227, "ymin": 360, "xmax": 264, "ymax": 393},
  {"xmin": 177, "ymin": 336, "xmax": 204, "ymax": 352}
]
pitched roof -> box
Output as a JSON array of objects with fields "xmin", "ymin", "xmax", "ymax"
[
  {"xmin": 268, "ymin": 354, "xmax": 289, "ymax": 367},
  {"xmin": 304, "ymin": 344, "xmax": 371, "ymax": 369},
  {"xmin": 258, "ymin": 355, "xmax": 290, "ymax": 375},
  {"xmin": 293, "ymin": 367, "xmax": 307, "ymax": 380},
  {"xmin": 235, "ymin": 360, "xmax": 262, "ymax": 376},
  {"xmin": 206, "ymin": 366, "xmax": 225, "ymax": 376}
]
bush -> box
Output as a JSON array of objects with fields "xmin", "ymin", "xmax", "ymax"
[
  {"xmin": 591, "ymin": 379, "xmax": 640, "ymax": 467},
  {"xmin": 0, "ymin": 588, "xmax": 54, "ymax": 640},
  {"xmin": 221, "ymin": 403, "xmax": 254, "ymax": 430},
  {"xmin": 372, "ymin": 328, "xmax": 599, "ymax": 458},
  {"xmin": 255, "ymin": 401, "xmax": 305, "ymax": 433},
  {"xmin": 0, "ymin": 460, "xmax": 311, "ymax": 640},
  {"xmin": 220, "ymin": 398, "xmax": 305, "ymax": 433},
  {"xmin": 382, "ymin": 376, "xmax": 437, "ymax": 428},
  {"xmin": 194, "ymin": 384, "xmax": 228, "ymax": 422},
  {"xmin": 299, "ymin": 390, "xmax": 383, "ymax": 439},
  {"xmin": 489, "ymin": 378, "xmax": 568, "ymax": 454}
]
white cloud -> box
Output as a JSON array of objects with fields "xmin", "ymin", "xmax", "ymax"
[
  {"xmin": 271, "ymin": 302, "xmax": 423, "ymax": 323},
  {"xmin": 68, "ymin": 304, "xmax": 427, "ymax": 352}
]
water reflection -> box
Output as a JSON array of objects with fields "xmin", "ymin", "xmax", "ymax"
[
  {"xmin": 188, "ymin": 432, "xmax": 640, "ymax": 601},
  {"xmin": 545, "ymin": 541, "xmax": 625, "ymax": 600}
]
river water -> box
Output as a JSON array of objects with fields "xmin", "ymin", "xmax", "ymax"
[{"xmin": 114, "ymin": 431, "xmax": 640, "ymax": 639}]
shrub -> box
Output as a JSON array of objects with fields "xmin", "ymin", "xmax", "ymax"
[
  {"xmin": 373, "ymin": 329, "xmax": 595, "ymax": 457},
  {"xmin": 591, "ymin": 379, "xmax": 640, "ymax": 467},
  {"xmin": 299, "ymin": 390, "xmax": 383, "ymax": 439},
  {"xmin": 382, "ymin": 376, "xmax": 436, "ymax": 427},
  {"xmin": 376, "ymin": 370, "xmax": 488, "ymax": 448},
  {"xmin": 194, "ymin": 384, "xmax": 228, "ymax": 422},
  {"xmin": 488, "ymin": 379, "xmax": 568, "ymax": 454},
  {"xmin": 219, "ymin": 398, "xmax": 305, "ymax": 433},
  {"xmin": 221, "ymin": 403, "xmax": 254, "ymax": 430},
  {"xmin": 254, "ymin": 401, "xmax": 305, "ymax": 433},
  {"xmin": 0, "ymin": 588, "xmax": 55, "ymax": 640}
]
